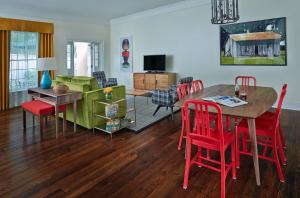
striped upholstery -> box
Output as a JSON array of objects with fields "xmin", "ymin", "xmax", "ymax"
[
  {"xmin": 92, "ymin": 71, "xmax": 118, "ymax": 88},
  {"xmin": 179, "ymin": 77, "xmax": 193, "ymax": 88},
  {"xmin": 152, "ymin": 85, "xmax": 178, "ymax": 106},
  {"xmin": 151, "ymin": 77, "xmax": 193, "ymax": 108}
]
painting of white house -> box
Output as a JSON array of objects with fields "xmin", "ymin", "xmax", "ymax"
[{"xmin": 220, "ymin": 17, "xmax": 287, "ymax": 66}]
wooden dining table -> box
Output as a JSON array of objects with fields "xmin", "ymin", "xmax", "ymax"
[{"xmin": 174, "ymin": 84, "xmax": 278, "ymax": 186}]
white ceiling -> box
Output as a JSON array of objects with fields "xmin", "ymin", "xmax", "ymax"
[{"xmin": 0, "ymin": 0, "xmax": 186, "ymax": 23}]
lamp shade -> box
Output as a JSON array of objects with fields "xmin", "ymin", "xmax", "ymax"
[{"xmin": 37, "ymin": 57, "xmax": 56, "ymax": 71}]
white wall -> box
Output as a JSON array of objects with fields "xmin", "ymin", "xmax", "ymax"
[
  {"xmin": 0, "ymin": 14, "xmax": 111, "ymax": 76},
  {"xmin": 110, "ymin": 0, "xmax": 300, "ymax": 110},
  {"xmin": 54, "ymin": 21, "xmax": 110, "ymax": 75}
]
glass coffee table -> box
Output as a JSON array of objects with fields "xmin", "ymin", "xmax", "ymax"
[{"xmin": 126, "ymin": 89, "xmax": 152, "ymax": 123}]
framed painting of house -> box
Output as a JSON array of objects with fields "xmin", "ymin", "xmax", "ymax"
[{"xmin": 220, "ymin": 17, "xmax": 287, "ymax": 66}]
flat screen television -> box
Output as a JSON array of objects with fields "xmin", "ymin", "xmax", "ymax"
[{"xmin": 144, "ymin": 55, "xmax": 166, "ymax": 71}]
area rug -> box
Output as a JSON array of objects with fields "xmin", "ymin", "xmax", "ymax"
[{"xmin": 126, "ymin": 95, "xmax": 180, "ymax": 133}]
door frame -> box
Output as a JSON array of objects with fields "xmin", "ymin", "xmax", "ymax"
[{"xmin": 66, "ymin": 40, "xmax": 104, "ymax": 76}]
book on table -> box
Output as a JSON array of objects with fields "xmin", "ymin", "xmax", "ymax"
[{"xmin": 201, "ymin": 95, "xmax": 248, "ymax": 108}]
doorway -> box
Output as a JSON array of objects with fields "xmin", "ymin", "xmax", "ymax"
[{"xmin": 66, "ymin": 41, "xmax": 102, "ymax": 76}]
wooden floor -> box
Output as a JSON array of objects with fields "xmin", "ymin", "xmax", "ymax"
[{"xmin": 0, "ymin": 108, "xmax": 299, "ymax": 198}]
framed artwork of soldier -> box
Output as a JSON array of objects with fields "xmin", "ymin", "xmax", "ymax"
[{"xmin": 120, "ymin": 36, "xmax": 133, "ymax": 71}]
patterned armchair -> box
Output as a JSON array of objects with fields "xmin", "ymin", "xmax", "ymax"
[
  {"xmin": 152, "ymin": 77, "xmax": 193, "ymax": 119},
  {"xmin": 92, "ymin": 71, "xmax": 118, "ymax": 88}
]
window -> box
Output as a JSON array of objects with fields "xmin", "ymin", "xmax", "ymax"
[
  {"xmin": 66, "ymin": 41, "xmax": 103, "ymax": 76},
  {"xmin": 9, "ymin": 31, "xmax": 39, "ymax": 92}
]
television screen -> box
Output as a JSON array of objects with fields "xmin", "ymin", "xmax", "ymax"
[{"xmin": 144, "ymin": 55, "xmax": 166, "ymax": 71}]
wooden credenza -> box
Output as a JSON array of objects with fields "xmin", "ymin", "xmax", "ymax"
[{"xmin": 133, "ymin": 72, "xmax": 176, "ymax": 90}]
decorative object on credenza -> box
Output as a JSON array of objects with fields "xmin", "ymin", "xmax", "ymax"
[
  {"xmin": 211, "ymin": 0, "xmax": 240, "ymax": 24},
  {"xmin": 220, "ymin": 17, "xmax": 287, "ymax": 66},
  {"xmin": 37, "ymin": 57, "xmax": 56, "ymax": 89},
  {"xmin": 103, "ymin": 87, "xmax": 113, "ymax": 101},
  {"xmin": 53, "ymin": 84, "xmax": 69, "ymax": 94},
  {"xmin": 120, "ymin": 36, "xmax": 133, "ymax": 72}
]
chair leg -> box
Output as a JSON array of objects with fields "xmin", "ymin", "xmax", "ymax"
[
  {"xmin": 231, "ymin": 142, "xmax": 237, "ymax": 179},
  {"xmin": 183, "ymin": 138, "xmax": 191, "ymax": 189},
  {"xmin": 153, "ymin": 105, "xmax": 162, "ymax": 116},
  {"xmin": 242, "ymin": 134, "xmax": 247, "ymax": 152},
  {"xmin": 236, "ymin": 127, "xmax": 240, "ymax": 168},
  {"xmin": 273, "ymin": 138, "xmax": 285, "ymax": 182},
  {"xmin": 40, "ymin": 116, "xmax": 44, "ymax": 138},
  {"xmin": 32, "ymin": 114, "xmax": 35, "ymax": 126},
  {"xmin": 63, "ymin": 111, "xmax": 67, "ymax": 135},
  {"xmin": 226, "ymin": 116, "xmax": 230, "ymax": 131},
  {"xmin": 23, "ymin": 110, "xmax": 26, "ymax": 131},
  {"xmin": 277, "ymin": 132, "xmax": 287, "ymax": 165},
  {"xmin": 220, "ymin": 151, "xmax": 226, "ymax": 198},
  {"xmin": 197, "ymin": 147, "xmax": 202, "ymax": 167},
  {"xmin": 170, "ymin": 106, "xmax": 174, "ymax": 120},
  {"xmin": 45, "ymin": 116, "xmax": 48, "ymax": 126},
  {"xmin": 178, "ymin": 116, "xmax": 185, "ymax": 150}
]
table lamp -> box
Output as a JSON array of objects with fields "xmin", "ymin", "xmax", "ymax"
[{"xmin": 37, "ymin": 57, "xmax": 56, "ymax": 89}]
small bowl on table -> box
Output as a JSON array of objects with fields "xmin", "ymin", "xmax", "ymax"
[{"xmin": 53, "ymin": 84, "xmax": 69, "ymax": 94}]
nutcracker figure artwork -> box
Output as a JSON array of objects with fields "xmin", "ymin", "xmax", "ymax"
[{"xmin": 120, "ymin": 36, "xmax": 133, "ymax": 71}]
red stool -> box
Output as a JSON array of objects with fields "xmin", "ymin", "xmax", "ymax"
[{"xmin": 21, "ymin": 100, "xmax": 66, "ymax": 138}]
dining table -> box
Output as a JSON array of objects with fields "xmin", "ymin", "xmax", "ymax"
[{"xmin": 174, "ymin": 84, "xmax": 278, "ymax": 186}]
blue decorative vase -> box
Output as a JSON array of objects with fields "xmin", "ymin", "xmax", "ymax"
[{"xmin": 40, "ymin": 70, "xmax": 52, "ymax": 89}]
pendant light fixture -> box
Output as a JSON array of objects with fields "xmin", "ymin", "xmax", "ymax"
[{"xmin": 211, "ymin": 0, "xmax": 240, "ymax": 24}]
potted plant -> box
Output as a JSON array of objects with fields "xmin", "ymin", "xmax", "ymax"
[{"xmin": 103, "ymin": 87, "xmax": 113, "ymax": 101}]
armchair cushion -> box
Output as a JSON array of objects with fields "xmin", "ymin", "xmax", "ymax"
[
  {"xmin": 179, "ymin": 77, "xmax": 193, "ymax": 88},
  {"xmin": 152, "ymin": 85, "xmax": 178, "ymax": 106},
  {"xmin": 93, "ymin": 71, "xmax": 118, "ymax": 88}
]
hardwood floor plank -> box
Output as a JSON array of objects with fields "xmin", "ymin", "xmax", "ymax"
[{"xmin": 0, "ymin": 108, "xmax": 299, "ymax": 197}]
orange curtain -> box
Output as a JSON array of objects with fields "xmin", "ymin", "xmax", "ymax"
[
  {"xmin": 0, "ymin": 30, "xmax": 10, "ymax": 111},
  {"xmin": 38, "ymin": 33, "xmax": 55, "ymax": 82},
  {"xmin": 0, "ymin": 17, "xmax": 53, "ymax": 34}
]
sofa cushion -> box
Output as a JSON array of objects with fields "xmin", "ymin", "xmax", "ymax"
[
  {"xmin": 71, "ymin": 76, "xmax": 99, "ymax": 90},
  {"xmin": 56, "ymin": 75, "xmax": 73, "ymax": 82},
  {"xmin": 66, "ymin": 82, "xmax": 91, "ymax": 92}
]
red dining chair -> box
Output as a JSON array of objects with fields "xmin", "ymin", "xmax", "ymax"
[
  {"xmin": 235, "ymin": 84, "xmax": 287, "ymax": 182},
  {"xmin": 177, "ymin": 83, "xmax": 190, "ymax": 100},
  {"xmin": 226, "ymin": 76, "xmax": 257, "ymax": 130},
  {"xmin": 235, "ymin": 76, "xmax": 257, "ymax": 88},
  {"xmin": 191, "ymin": 80, "xmax": 204, "ymax": 93},
  {"xmin": 177, "ymin": 83, "xmax": 191, "ymax": 150},
  {"xmin": 257, "ymin": 84, "xmax": 287, "ymax": 149},
  {"xmin": 183, "ymin": 100, "xmax": 236, "ymax": 198}
]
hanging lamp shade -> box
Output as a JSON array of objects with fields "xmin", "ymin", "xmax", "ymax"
[{"xmin": 211, "ymin": 0, "xmax": 240, "ymax": 24}]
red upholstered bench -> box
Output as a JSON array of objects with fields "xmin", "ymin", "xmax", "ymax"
[{"xmin": 21, "ymin": 100, "xmax": 66, "ymax": 138}]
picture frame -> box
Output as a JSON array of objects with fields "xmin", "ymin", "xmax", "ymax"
[
  {"xmin": 220, "ymin": 17, "xmax": 287, "ymax": 66},
  {"xmin": 120, "ymin": 36, "xmax": 133, "ymax": 71}
]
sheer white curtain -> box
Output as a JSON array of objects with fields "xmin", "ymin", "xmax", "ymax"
[{"xmin": 9, "ymin": 31, "xmax": 38, "ymax": 108}]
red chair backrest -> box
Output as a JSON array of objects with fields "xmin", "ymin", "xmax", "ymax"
[
  {"xmin": 177, "ymin": 83, "xmax": 190, "ymax": 100},
  {"xmin": 191, "ymin": 80, "xmax": 204, "ymax": 93},
  {"xmin": 274, "ymin": 84, "xmax": 287, "ymax": 129},
  {"xmin": 183, "ymin": 99, "xmax": 224, "ymax": 147},
  {"xmin": 235, "ymin": 76, "xmax": 257, "ymax": 87}
]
